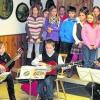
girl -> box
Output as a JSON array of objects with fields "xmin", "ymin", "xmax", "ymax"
[
  {"xmin": 26, "ymin": 4, "xmax": 44, "ymax": 64},
  {"xmin": 59, "ymin": 6, "xmax": 67, "ymax": 22},
  {"xmin": 42, "ymin": 9, "xmax": 49, "ymax": 41},
  {"xmin": 44, "ymin": 6, "xmax": 60, "ymax": 52},
  {"xmin": 71, "ymin": 7, "xmax": 89, "ymax": 62},
  {"xmin": 81, "ymin": 13, "xmax": 100, "ymax": 67},
  {"xmin": 93, "ymin": 6, "xmax": 100, "ymax": 59},
  {"xmin": 93, "ymin": 6, "xmax": 100, "ymax": 20}
]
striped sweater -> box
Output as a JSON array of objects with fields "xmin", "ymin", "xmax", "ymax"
[{"xmin": 26, "ymin": 16, "xmax": 44, "ymax": 42}]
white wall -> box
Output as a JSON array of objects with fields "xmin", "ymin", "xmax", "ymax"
[
  {"xmin": 0, "ymin": 0, "xmax": 30, "ymax": 36},
  {"xmin": 0, "ymin": 0, "xmax": 57, "ymax": 36},
  {"xmin": 93, "ymin": 0, "xmax": 100, "ymax": 7}
]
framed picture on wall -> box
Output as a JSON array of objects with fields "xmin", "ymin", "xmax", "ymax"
[
  {"xmin": 16, "ymin": 3, "xmax": 29, "ymax": 22},
  {"xmin": 0, "ymin": 0, "xmax": 13, "ymax": 19}
]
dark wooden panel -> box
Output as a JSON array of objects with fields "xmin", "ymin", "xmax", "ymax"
[{"xmin": 0, "ymin": 34, "xmax": 27, "ymax": 69}]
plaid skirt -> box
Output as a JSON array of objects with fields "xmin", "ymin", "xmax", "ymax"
[{"xmin": 71, "ymin": 44, "xmax": 82, "ymax": 54}]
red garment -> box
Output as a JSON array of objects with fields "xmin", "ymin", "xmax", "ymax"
[
  {"xmin": 21, "ymin": 80, "xmax": 38, "ymax": 96},
  {"xmin": 60, "ymin": 15, "xmax": 67, "ymax": 21},
  {"xmin": 87, "ymin": 22, "xmax": 94, "ymax": 28}
]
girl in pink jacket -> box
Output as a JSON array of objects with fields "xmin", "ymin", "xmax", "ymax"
[{"xmin": 81, "ymin": 13, "xmax": 100, "ymax": 67}]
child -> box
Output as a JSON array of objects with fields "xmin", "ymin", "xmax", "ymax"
[
  {"xmin": 0, "ymin": 41, "xmax": 16, "ymax": 100},
  {"xmin": 42, "ymin": 8, "xmax": 49, "ymax": 41},
  {"xmin": 31, "ymin": 39, "xmax": 64, "ymax": 100},
  {"xmin": 44, "ymin": 6, "xmax": 61, "ymax": 52},
  {"xmin": 71, "ymin": 7, "xmax": 89, "ymax": 62},
  {"xmin": 59, "ymin": 6, "xmax": 67, "ymax": 22},
  {"xmin": 81, "ymin": 13, "xmax": 100, "ymax": 67},
  {"xmin": 60, "ymin": 6, "xmax": 77, "ymax": 63},
  {"xmin": 93, "ymin": 6, "xmax": 100, "ymax": 21},
  {"xmin": 26, "ymin": 4, "xmax": 44, "ymax": 64}
]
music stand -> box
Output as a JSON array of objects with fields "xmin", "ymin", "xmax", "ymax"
[
  {"xmin": 16, "ymin": 65, "xmax": 47, "ymax": 100},
  {"xmin": 76, "ymin": 67, "xmax": 100, "ymax": 100}
]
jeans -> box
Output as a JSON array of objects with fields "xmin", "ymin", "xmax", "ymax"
[
  {"xmin": 27, "ymin": 42, "xmax": 40, "ymax": 58},
  {"xmin": 82, "ymin": 45, "xmax": 96, "ymax": 67},
  {"xmin": 38, "ymin": 75, "xmax": 56, "ymax": 99}
]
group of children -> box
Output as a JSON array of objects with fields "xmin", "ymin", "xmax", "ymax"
[
  {"xmin": 25, "ymin": 4, "xmax": 100, "ymax": 100},
  {"xmin": 26, "ymin": 4, "xmax": 100, "ymax": 68}
]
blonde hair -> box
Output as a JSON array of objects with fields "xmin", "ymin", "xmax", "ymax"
[
  {"xmin": 87, "ymin": 13, "xmax": 96, "ymax": 23},
  {"xmin": 48, "ymin": 6, "xmax": 60, "ymax": 25}
]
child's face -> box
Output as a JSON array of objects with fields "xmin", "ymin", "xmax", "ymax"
[
  {"xmin": 59, "ymin": 8, "xmax": 65, "ymax": 15},
  {"xmin": 93, "ymin": 8, "xmax": 100, "ymax": 17},
  {"xmin": 68, "ymin": 11, "xmax": 76, "ymax": 18},
  {"xmin": 0, "ymin": 44, "xmax": 5, "ymax": 55},
  {"xmin": 43, "ymin": 11, "xmax": 49, "ymax": 18},
  {"xmin": 79, "ymin": 12, "xmax": 87, "ymax": 22},
  {"xmin": 32, "ymin": 7, "xmax": 39, "ymax": 16},
  {"xmin": 50, "ymin": 8, "xmax": 57, "ymax": 17},
  {"xmin": 45, "ymin": 43, "xmax": 54, "ymax": 54},
  {"xmin": 87, "ymin": 15, "xmax": 94, "ymax": 23}
]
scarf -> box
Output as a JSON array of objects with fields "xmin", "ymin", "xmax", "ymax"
[{"xmin": 88, "ymin": 22, "xmax": 94, "ymax": 28}]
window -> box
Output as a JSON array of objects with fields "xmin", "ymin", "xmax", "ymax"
[
  {"xmin": 16, "ymin": 3, "xmax": 29, "ymax": 22},
  {"xmin": 0, "ymin": 0, "xmax": 13, "ymax": 19}
]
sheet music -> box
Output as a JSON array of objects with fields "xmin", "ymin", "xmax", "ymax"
[
  {"xmin": 77, "ymin": 67, "xmax": 100, "ymax": 84},
  {"xmin": 17, "ymin": 65, "xmax": 48, "ymax": 79},
  {"xmin": 77, "ymin": 67, "xmax": 92, "ymax": 82},
  {"xmin": 90, "ymin": 69, "xmax": 100, "ymax": 84}
]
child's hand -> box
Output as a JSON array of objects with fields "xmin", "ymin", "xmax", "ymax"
[
  {"xmin": 36, "ymin": 39, "xmax": 41, "ymax": 43},
  {"xmin": 0, "ymin": 64, "xmax": 6, "ymax": 72},
  {"xmin": 47, "ymin": 27, "xmax": 53, "ymax": 33},
  {"xmin": 29, "ymin": 39, "xmax": 34, "ymax": 43},
  {"xmin": 93, "ymin": 45, "xmax": 97, "ymax": 49},
  {"xmin": 38, "ymin": 62, "xmax": 47, "ymax": 66}
]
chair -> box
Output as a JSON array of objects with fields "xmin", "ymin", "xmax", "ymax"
[{"xmin": 55, "ymin": 53, "xmax": 67, "ymax": 100}]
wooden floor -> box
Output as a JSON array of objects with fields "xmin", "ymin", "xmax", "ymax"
[{"xmin": 0, "ymin": 82, "xmax": 90, "ymax": 100}]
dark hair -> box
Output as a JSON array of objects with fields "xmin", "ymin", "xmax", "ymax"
[
  {"xmin": 45, "ymin": 39, "xmax": 55, "ymax": 47},
  {"xmin": 93, "ymin": 6, "xmax": 100, "ymax": 12},
  {"xmin": 45, "ymin": 0, "xmax": 55, "ymax": 10},
  {"xmin": 0, "ymin": 41, "xmax": 4, "ymax": 49},
  {"xmin": 29, "ymin": 4, "xmax": 41, "ymax": 16},
  {"xmin": 79, "ymin": 6, "xmax": 89, "ymax": 15},
  {"xmin": 43, "ymin": 8, "xmax": 49, "ymax": 13},
  {"xmin": 59, "ymin": 6, "xmax": 66, "ymax": 10},
  {"xmin": 67, "ymin": 6, "xmax": 76, "ymax": 12}
]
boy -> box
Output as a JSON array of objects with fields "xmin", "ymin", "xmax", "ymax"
[
  {"xmin": 31, "ymin": 39, "xmax": 64, "ymax": 100},
  {"xmin": 0, "ymin": 41, "xmax": 16, "ymax": 100},
  {"xmin": 59, "ymin": 6, "xmax": 77, "ymax": 63}
]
